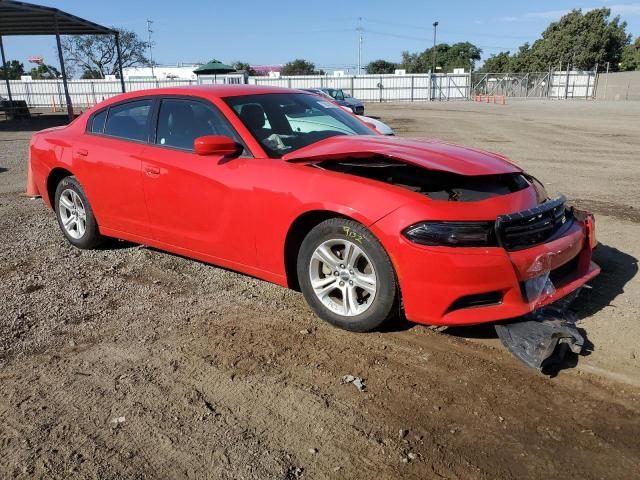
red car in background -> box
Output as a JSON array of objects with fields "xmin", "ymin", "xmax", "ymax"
[{"xmin": 28, "ymin": 85, "xmax": 599, "ymax": 332}]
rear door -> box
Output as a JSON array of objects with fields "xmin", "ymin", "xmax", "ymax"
[
  {"xmin": 79, "ymin": 99, "xmax": 153, "ymax": 237},
  {"xmin": 140, "ymin": 96, "xmax": 256, "ymax": 263}
]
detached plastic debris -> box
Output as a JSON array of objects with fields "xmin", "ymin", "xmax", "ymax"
[
  {"xmin": 495, "ymin": 290, "xmax": 584, "ymax": 371},
  {"xmin": 341, "ymin": 374, "xmax": 367, "ymax": 391}
]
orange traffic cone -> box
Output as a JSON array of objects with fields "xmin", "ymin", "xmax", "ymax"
[{"xmin": 24, "ymin": 156, "xmax": 40, "ymax": 198}]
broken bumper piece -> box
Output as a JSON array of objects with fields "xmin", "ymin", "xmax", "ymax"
[{"xmin": 495, "ymin": 304, "xmax": 584, "ymax": 370}]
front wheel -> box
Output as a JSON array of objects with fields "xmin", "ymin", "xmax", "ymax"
[{"xmin": 297, "ymin": 218, "xmax": 397, "ymax": 332}]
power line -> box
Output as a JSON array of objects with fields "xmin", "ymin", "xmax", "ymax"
[
  {"xmin": 365, "ymin": 29, "xmax": 518, "ymax": 51},
  {"xmin": 363, "ymin": 17, "xmax": 532, "ymax": 40}
]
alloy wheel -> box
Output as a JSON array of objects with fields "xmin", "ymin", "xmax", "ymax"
[
  {"xmin": 308, "ymin": 239, "xmax": 377, "ymax": 316},
  {"xmin": 58, "ymin": 188, "xmax": 87, "ymax": 239}
]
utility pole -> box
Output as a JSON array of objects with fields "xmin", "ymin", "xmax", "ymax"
[
  {"xmin": 146, "ymin": 19, "xmax": 155, "ymax": 79},
  {"xmin": 604, "ymin": 61, "xmax": 610, "ymax": 100},
  {"xmin": 357, "ymin": 17, "xmax": 363, "ymax": 75},
  {"xmin": 432, "ymin": 21, "xmax": 439, "ymax": 74}
]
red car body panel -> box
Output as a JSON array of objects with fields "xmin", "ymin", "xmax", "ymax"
[{"xmin": 29, "ymin": 85, "xmax": 600, "ymax": 326}]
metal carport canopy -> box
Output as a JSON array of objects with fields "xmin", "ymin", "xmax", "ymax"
[{"xmin": 0, "ymin": 0, "xmax": 126, "ymax": 120}]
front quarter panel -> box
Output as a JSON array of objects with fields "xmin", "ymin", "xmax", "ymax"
[{"xmin": 246, "ymin": 161, "xmax": 419, "ymax": 277}]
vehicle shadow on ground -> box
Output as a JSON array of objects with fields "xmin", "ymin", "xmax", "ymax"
[
  {"xmin": 0, "ymin": 115, "xmax": 70, "ymax": 132},
  {"xmin": 0, "ymin": 167, "xmax": 7, "ymax": 173},
  {"xmin": 436, "ymin": 244, "xmax": 638, "ymax": 375},
  {"xmin": 578, "ymin": 244, "xmax": 638, "ymax": 319},
  {"xmin": 98, "ymin": 238, "xmax": 139, "ymax": 250}
]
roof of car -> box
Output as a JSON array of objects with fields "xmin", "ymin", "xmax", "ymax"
[{"xmin": 101, "ymin": 84, "xmax": 308, "ymax": 104}]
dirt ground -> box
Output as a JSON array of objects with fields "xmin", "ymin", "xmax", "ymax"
[{"xmin": 1, "ymin": 101, "xmax": 639, "ymax": 479}]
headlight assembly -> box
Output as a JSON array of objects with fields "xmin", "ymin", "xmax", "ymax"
[{"xmin": 403, "ymin": 221, "xmax": 495, "ymax": 247}]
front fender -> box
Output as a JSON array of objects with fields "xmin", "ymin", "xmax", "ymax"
[{"xmin": 249, "ymin": 161, "xmax": 417, "ymax": 277}]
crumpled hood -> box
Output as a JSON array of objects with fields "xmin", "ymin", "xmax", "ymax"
[{"xmin": 283, "ymin": 135, "xmax": 521, "ymax": 176}]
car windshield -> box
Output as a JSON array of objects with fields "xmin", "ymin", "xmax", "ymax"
[{"xmin": 225, "ymin": 93, "xmax": 373, "ymax": 157}]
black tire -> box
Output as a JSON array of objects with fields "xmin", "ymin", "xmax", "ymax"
[
  {"xmin": 297, "ymin": 218, "xmax": 397, "ymax": 332},
  {"xmin": 54, "ymin": 176, "xmax": 104, "ymax": 249}
]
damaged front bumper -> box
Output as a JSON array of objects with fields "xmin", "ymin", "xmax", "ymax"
[{"xmin": 372, "ymin": 202, "xmax": 600, "ymax": 326}]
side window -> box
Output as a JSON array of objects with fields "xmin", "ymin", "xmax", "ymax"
[
  {"xmin": 104, "ymin": 100, "xmax": 152, "ymax": 142},
  {"xmin": 155, "ymin": 98, "xmax": 248, "ymax": 153},
  {"xmin": 90, "ymin": 109, "xmax": 108, "ymax": 133}
]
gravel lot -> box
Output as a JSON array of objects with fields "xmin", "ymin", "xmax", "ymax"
[{"xmin": 1, "ymin": 102, "xmax": 639, "ymax": 479}]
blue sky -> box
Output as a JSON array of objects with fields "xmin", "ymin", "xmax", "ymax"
[{"xmin": 3, "ymin": 0, "xmax": 640, "ymax": 73}]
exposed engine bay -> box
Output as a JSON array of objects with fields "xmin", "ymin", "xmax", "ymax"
[{"xmin": 311, "ymin": 157, "xmax": 531, "ymax": 202}]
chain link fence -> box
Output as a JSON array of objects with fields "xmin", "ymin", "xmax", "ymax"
[{"xmin": 471, "ymin": 71, "xmax": 596, "ymax": 99}]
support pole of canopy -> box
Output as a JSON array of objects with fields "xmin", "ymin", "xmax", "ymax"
[
  {"xmin": 115, "ymin": 31, "xmax": 126, "ymax": 93},
  {"xmin": 0, "ymin": 35, "xmax": 14, "ymax": 110},
  {"xmin": 54, "ymin": 15, "xmax": 73, "ymax": 122}
]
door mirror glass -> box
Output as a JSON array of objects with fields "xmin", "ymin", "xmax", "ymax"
[{"xmin": 194, "ymin": 135, "xmax": 243, "ymax": 157}]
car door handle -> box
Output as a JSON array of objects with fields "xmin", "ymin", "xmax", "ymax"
[
  {"xmin": 76, "ymin": 148, "xmax": 88, "ymax": 156},
  {"xmin": 145, "ymin": 166, "xmax": 161, "ymax": 176}
]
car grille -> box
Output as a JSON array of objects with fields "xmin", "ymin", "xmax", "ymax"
[{"xmin": 495, "ymin": 196, "xmax": 573, "ymax": 251}]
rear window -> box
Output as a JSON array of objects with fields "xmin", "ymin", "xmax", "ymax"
[
  {"xmin": 90, "ymin": 109, "xmax": 107, "ymax": 133},
  {"xmin": 103, "ymin": 100, "xmax": 152, "ymax": 142}
]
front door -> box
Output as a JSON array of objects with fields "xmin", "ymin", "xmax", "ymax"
[{"xmin": 140, "ymin": 97, "xmax": 255, "ymax": 264}]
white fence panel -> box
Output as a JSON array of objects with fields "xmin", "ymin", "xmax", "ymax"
[
  {"xmin": 249, "ymin": 73, "xmax": 469, "ymax": 102},
  {"xmin": 549, "ymin": 72, "xmax": 595, "ymax": 99},
  {"xmin": 1, "ymin": 71, "xmax": 598, "ymax": 108},
  {"xmin": 1, "ymin": 74, "xmax": 471, "ymax": 107}
]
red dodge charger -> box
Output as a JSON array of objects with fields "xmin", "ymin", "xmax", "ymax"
[{"xmin": 28, "ymin": 85, "xmax": 599, "ymax": 332}]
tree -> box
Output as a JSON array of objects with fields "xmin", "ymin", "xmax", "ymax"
[
  {"xmin": 0, "ymin": 60, "xmax": 25, "ymax": 80},
  {"xmin": 400, "ymin": 42, "xmax": 482, "ymax": 73},
  {"xmin": 620, "ymin": 37, "xmax": 640, "ymax": 71},
  {"xmin": 479, "ymin": 8, "xmax": 630, "ymax": 72},
  {"xmin": 61, "ymin": 28, "xmax": 149, "ymax": 78},
  {"xmin": 281, "ymin": 59, "xmax": 322, "ymax": 75},
  {"xmin": 232, "ymin": 61, "xmax": 257, "ymax": 76},
  {"xmin": 479, "ymin": 51, "xmax": 511, "ymax": 73},
  {"xmin": 366, "ymin": 59, "xmax": 398, "ymax": 74},
  {"xmin": 28, "ymin": 64, "xmax": 60, "ymax": 79},
  {"xmin": 534, "ymin": 8, "xmax": 629, "ymax": 70}
]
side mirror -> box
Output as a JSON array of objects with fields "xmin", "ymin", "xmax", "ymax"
[{"xmin": 194, "ymin": 135, "xmax": 242, "ymax": 157}]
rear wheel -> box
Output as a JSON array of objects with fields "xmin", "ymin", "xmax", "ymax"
[
  {"xmin": 54, "ymin": 176, "xmax": 104, "ymax": 249},
  {"xmin": 297, "ymin": 218, "xmax": 397, "ymax": 332}
]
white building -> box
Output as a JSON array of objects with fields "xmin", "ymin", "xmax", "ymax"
[{"xmin": 123, "ymin": 63, "xmax": 201, "ymax": 81}]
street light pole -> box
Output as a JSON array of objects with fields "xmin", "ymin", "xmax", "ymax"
[{"xmin": 432, "ymin": 21, "xmax": 439, "ymax": 73}]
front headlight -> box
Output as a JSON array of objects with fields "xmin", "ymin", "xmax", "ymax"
[{"xmin": 403, "ymin": 221, "xmax": 495, "ymax": 247}]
